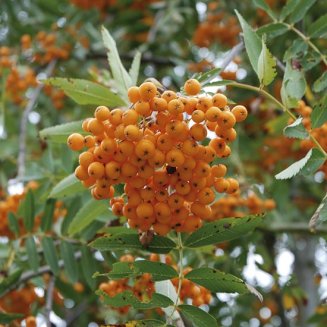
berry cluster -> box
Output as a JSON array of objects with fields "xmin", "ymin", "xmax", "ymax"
[
  {"xmin": 99, "ymin": 254, "xmax": 155, "ymax": 315},
  {"xmin": 68, "ymin": 79, "xmax": 248, "ymax": 235},
  {"xmin": 211, "ymin": 193, "xmax": 276, "ymax": 219},
  {"xmin": 0, "ymin": 182, "xmax": 66, "ymax": 238},
  {"xmin": 21, "ymin": 31, "xmax": 71, "ymax": 64},
  {"xmin": 193, "ymin": 2, "xmax": 240, "ymax": 48}
]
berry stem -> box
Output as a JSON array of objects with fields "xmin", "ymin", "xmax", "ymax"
[
  {"xmin": 229, "ymin": 81, "xmax": 327, "ymax": 158},
  {"xmin": 168, "ymin": 232, "xmax": 184, "ymax": 324},
  {"xmin": 281, "ymin": 22, "xmax": 327, "ymax": 67}
]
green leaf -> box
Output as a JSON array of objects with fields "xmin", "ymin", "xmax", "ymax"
[
  {"xmin": 283, "ymin": 39, "xmax": 308, "ymax": 61},
  {"xmin": 90, "ymin": 233, "xmax": 176, "ymax": 254},
  {"xmin": 283, "ymin": 117, "xmax": 309, "ymax": 139},
  {"xmin": 8, "ymin": 212, "xmax": 19, "ymax": 237},
  {"xmin": 107, "ymin": 260, "xmax": 178, "ymax": 281},
  {"xmin": 0, "ymin": 312, "xmax": 24, "ymax": 324},
  {"xmin": 100, "ymin": 226, "xmax": 138, "ymax": 235},
  {"xmin": 252, "ymin": 0, "xmax": 276, "ymax": 20},
  {"xmin": 257, "ymin": 36, "xmax": 276, "ymax": 86},
  {"xmin": 235, "ymin": 10, "xmax": 262, "ymax": 75},
  {"xmin": 280, "ymin": 0, "xmax": 299, "ymax": 21},
  {"xmin": 39, "ymin": 120, "xmax": 85, "ymax": 143},
  {"xmin": 256, "ymin": 23, "xmax": 289, "ymax": 38},
  {"xmin": 26, "ymin": 236, "xmax": 39, "ymax": 272},
  {"xmin": 313, "ymin": 72, "xmax": 327, "ymax": 93},
  {"xmin": 98, "ymin": 290, "xmax": 173, "ymax": 309},
  {"xmin": 281, "ymin": 60, "xmax": 306, "ymax": 108},
  {"xmin": 301, "ymin": 148, "xmax": 326, "ymax": 175},
  {"xmin": 49, "ymin": 174, "xmax": 85, "ymax": 199},
  {"xmin": 81, "ymin": 245, "xmax": 96, "ymax": 289},
  {"xmin": 155, "ymin": 280, "xmax": 178, "ymax": 318},
  {"xmin": 196, "ymin": 67, "xmax": 222, "ymax": 84},
  {"xmin": 129, "ymin": 51, "xmax": 141, "ymax": 85},
  {"xmin": 41, "ymin": 237, "xmax": 60, "ymax": 275},
  {"xmin": 308, "ymin": 13, "xmax": 327, "ymax": 38},
  {"xmin": 178, "ymin": 305, "xmax": 218, "ymax": 327},
  {"xmin": 68, "ymin": 199, "xmax": 109, "ymax": 236},
  {"xmin": 289, "ymin": 0, "xmax": 317, "ymax": 24},
  {"xmin": 60, "ymin": 241, "xmax": 78, "ymax": 283},
  {"xmin": 41, "ymin": 199, "xmax": 56, "ymax": 232},
  {"xmin": 23, "ymin": 189, "xmax": 35, "ymax": 232},
  {"xmin": 44, "ymin": 77, "xmax": 125, "ymax": 106},
  {"xmin": 101, "ymin": 26, "xmax": 132, "ymax": 99},
  {"xmin": 204, "ymin": 80, "xmax": 234, "ymax": 87},
  {"xmin": 275, "ymin": 149, "xmax": 314, "ymax": 179},
  {"xmin": 0, "ymin": 270, "xmax": 22, "ymax": 297},
  {"xmin": 311, "ymin": 95, "xmax": 327, "ymax": 128},
  {"xmin": 184, "ymin": 215, "xmax": 265, "ymax": 248},
  {"xmin": 185, "ymin": 268, "xmax": 249, "ymax": 294}
]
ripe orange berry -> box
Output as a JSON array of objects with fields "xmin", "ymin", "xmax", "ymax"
[
  {"xmin": 67, "ymin": 133, "xmax": 84, "ymax": 151},
  {"xmin": 75, "ymin": 165, "xmax": 89, "ymax": 181},
  {"xmin": 217, "ymin": 111, "xmax": 236, "ymax": 129},
  {"xmin": 212, "ymin": 93, "xmax": 228, "ymax": 108},
  {"xmin": 226, "ymin": 178, "xmax": 239, "ymax": 194},
  {"xmin": 153, "ymin": 222, "xmax": 170, "ymax": 236},
  {"xmin": 152, "ymin": 97, "xmax": 167, "ymax": 111},
  {"xmin": 192, "ymin": 110, "xmax": 206, "ymax": 123},
  {"xmin": 167, "ymin": 99, "xmax": 184, "ymax": 115},
  {"xmin": 190, "ymin": 124, "xmax": 207, "ymax": 141},
  {"xmin": 109, "ymin": 109, "xmax": 123, "ymax": 125},
  {"xmin": 166, "ymin": 149, "xmax": 185, "ymax": 167},
  {"xmin": 79, "ymin": 151, "xmax": 94, "ymax": 168},
  {"xmin": 124, "ymin": 125, "xmax": 142, "ymax": 141},
  {"xmin": 122, "ymin": 109, "xmax": 139, "ymax": 125},
  {"xmin": 88, "ymin": 162, "xmax": 105, "ymax": 179},
  {"xmin": 84, "ymin": 135, "xmax": 95, "ymax": 148},
  {"xmin": 135, "ymin": 101, "xmax": 151, "ymax": 116},
  {"xmin": 139, "ymin": 82, "xmax": 157, "ymax": 101},
  {"xmin": 184, "ymin": 79, "xmax": 201, "ymax": 95},
  {"xmin": 95, "ymin": 106, "xmax": 110, "ymax": 121},
  {"xmin": 136, "ymin": 203, "xmax": 154, "ymax": 219},
  {"xmin": 162, "ymin": 90, "xmax": 177, "ymax": 102},
  {"xmin": 205, "ymin": 106, "xmax": 222, "ymax": 122},
  {"xmin": 211, "ymin": 164, "xmax": 227, "ymax": 178},
  {"xmin": 105, "ymin": 161, "xmax": 121, "ymax": 179},
  {"xmin": 198, "ymin": 187, "xmax": 215, "ymax": 204},
  {"xmin": 128, "ymin": 86, "xmax": 141, "ymax": 103},
  {"xmin": 88, "ymin": 118, "xmax": 105, "ymax": 135},
  {"xmin": 135, "ymin": 139, "xmax": 155, "ymax": 159},
  {"xmin": 214, "ymin": 178, "xmax": 230, "ymax": 193},
  {"xmin": 209, "ymin": 138, "xmax": 226, "ymax": 155},
  {"xmin": 232, "ymin": 105, "xmax": 248, "ymax": 122}
]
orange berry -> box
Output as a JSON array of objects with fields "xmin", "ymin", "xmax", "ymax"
[
  {"xmin": 167, "ymin": 99, "xmax": 184, "ymax": 115},
  {"xmin": 135, "ymin": 139, "xmax": 155, "ymax": 159},
  {"xmin": 217, "ymin": 111, "xmax": 236, "ymax": 129},
  {"xmin": 75, "ymin": 165, "xmax": 89, "ymax": 181},
  {"xmin": 139, "ymin": 82, "xmax": 157, "ymax": 101},
  {"xmin": 95, "ymin": 106, "xmax": 110, "ymax": 121},
  {"xmin": 226, "ymin": 178, "xmax": 239, "ymax": 194},
  {"xmin": 211, "ymin": 164, "xmax": 227, "ymax": 178},
  {"xmin": 88, "ymin": 162, "xmax": 105, "ymax": 179},
  {"xmin": 105, "ymin": 161, "xmax": 121, "ymax": 179},
  {"xmin": 124, "ymin": 125, "xmax": 142, "ymax": 141},
  {"xmin": 152, "ymin": 97, "xmax": 167, "ymax": 111},
  {"xmin": 88, "ymin": 118, "xmax": 105, "ymax": 135},
  {"xmin": 214, "ymin": 178, "xmax": 230, "ymax": 193},
  {"xmin": 122, "ymin": 109, "xmax": 139, "ymax": 125},
  {"xmin": 212, "ymin": 93, "xmax": 227, "ymax": 108},
  {"xmin": 198, "ymin": 187, "xmax": 215, "ymax": 204},
  {"xmin": 192, "ymin": 110, "xmax": 206, "ymax": 123},
  {"xmin": 184, "ymin": 79, "xmax": 201, "ymax": 95},
  {"xmin": 190, "ymin": 123, "xmax": 207, "ymax": 141},
  {"xmin": 67, "ymin": 133, "xmax": 84, "ymax": 151},
  {"xmin": 231, "ymin": 105, "xmax": 248, "ymax": 122},
  {"xmin": 136, "ymin": 203, "xmax": 154, "ymax": 219},
  {"xmin": 135, "ymin": 101, "xmax": 151, "ymax": 116},
  {"xmin": 166, "ymin": 148, "xmax": 185, "ymax": 167},
  {"xmin": 153, "ymin": 222, "xmax": 170, "ymax": 236},
  {"xmin": 25, "ymin": 316, "xmax": 37, "ymax": 327},
  {"xmin": 79, "ymin": 151, "xmax": 94, "ymax": 168},
  {"xmin": 205, "ymin": 106, "xmax": 222, "ymax": 122},
  {"xmin": 128, "ymin": 86, "xmax": 141, "ymax": 103},
  {"xmin": 162, "ymin": 90, "xmax": 177, "ymax": 102}
]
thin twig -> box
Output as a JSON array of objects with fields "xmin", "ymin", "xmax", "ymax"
[
  {"xmin": 220, "ymin": 41, "xmax": 244, "ymax": 72},
  {"xmin": 16, "ymin": 60, "xmax": 56, "ymax": 181},
  {"xmin": 44, "ymin": 275, "xmax": 55, "ymax": 327},
  {"xmin": 1, "ymin": 251, "xmax": 81, "ymax": 297}
]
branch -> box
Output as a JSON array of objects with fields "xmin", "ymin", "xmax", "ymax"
[
  {"xmin": 220, "ymin": 41, "xmax": 244, "ymax": 72},
  {"xmin": 258, "ymin": 223, "xmax": 327, "ymax": 235},
  {"xmin": 2, "ymin": 251, "xmax": 81, "ymax": 297},
  {"xmin": 44, "ymin": 275, "xmax": 55, "ymax": 327},
  {"xmin": 16, "ymin": 60, "xmax": 56, "ymax": 181}
]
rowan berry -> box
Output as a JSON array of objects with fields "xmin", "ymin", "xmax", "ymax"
[
  {"xmin": 95, "ymin": 106, "xmax": 110, "ymax": 121},
  {"xmin": 184, "ymin": 79, "xmax": 201, "ymax": 95},
  {"xmin": 212, "ymin": 93, "xmax": 227, "ymax": 108},
  {"xmin": 139, "ymin": 81, "xmax": 157, "ymax": 101},
  {"xmin": 231, "ymin": 105, "xmax": 248, "ymax": 122},
  {"xmin": 67, "ymin": 133, "xmax": 84, "ymax": 151},
  {"xmin": 128, "ymin": 86, "xmax": 141, "ymax": 103}
]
